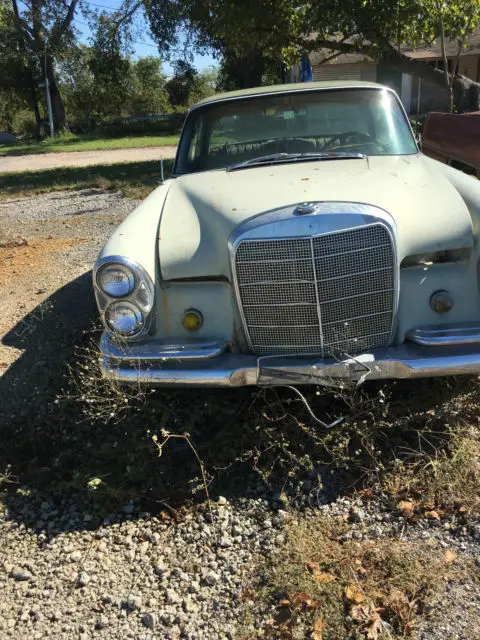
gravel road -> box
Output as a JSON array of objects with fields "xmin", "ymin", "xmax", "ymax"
[
  {"xmin": 1, "ymin": 190, "xmax": 479, "ymax": 639},
  {"xmin": 0, "ymin": 146, "xmax": 177, "ymax": 174}
]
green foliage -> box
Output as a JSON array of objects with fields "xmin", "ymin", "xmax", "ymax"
[
  {"xmin": 0, "ymin": 134, "xmax": 178, "ymax": 157},
  {"xmin": 58, "ymin": 46, "xmax": 171, "ymax": 127},
  {"xmin": 129, "ymin": 57, "xmax": 170, "ymax": 115},
  {"xmin": 165, "ymin": 61, "xmax": 217, "ymax": 108},
  {"xmin": 147, "ymin": 0, "xmax": 307, "ymax": 87},
  {"xmin": 11, "ymin": 108, "xmax": 38, "ymax": 136},
  {"xmin": 96, "ymin": 117, "xmax": 183, "ymax": 138}
]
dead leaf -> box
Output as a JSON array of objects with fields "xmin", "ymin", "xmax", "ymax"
[
  {"xmin": 278, "ymin": 599, "xmax": 291, "ymax": 607},
  {"xmin": 359, "ymin": 487, "xmax": 375, "ymax": 500},
  {"xmin": 350, "ymin": 604, "xmax": 365, "ymax": 621},
  {"xmin": 397, "ymin": 500, "xmax": 415, "ymax": 515},
  {"xmin": 404, "ymin": 620, "xmax": 418, "ymax": 635},
  {"xmin": 317, "ymin": 572, "xmax": 336, "ymax": 583},
  {"xmin": 312, "ymin": 616, "xmax": 324, "ymax": 640},
  {"xmin": 345, "ymin": 585, "xmax": 365, "ymax": 604},
  {"xmin": 458, "ymin": 505, "xmax": 468, "ymax": 513},
  {"xmin": 443, "ymin": 550, "xmax": 457, "ymax": 564},
  {"xmin": 424, "ymin": 510, "xmax": 441, "ymax": 520},
  {"xmin": 294, "ymin": 593, "xmax": 319, "ymax": 608},
  {"xmin": 306, "ymin": 562, "xmax": 336, "ymax": 584},
  {"xmin": 366, "ymin": 613, "xmax": 383, "ymax": 640}
]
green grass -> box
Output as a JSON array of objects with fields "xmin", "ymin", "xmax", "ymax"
[
  {"xmin": 0, "ymin": 159, "xmax": 174, "ymax": 200},
  {"xmin": 0, "ymin": 133, "xmax": 179, "ymax": 157}
]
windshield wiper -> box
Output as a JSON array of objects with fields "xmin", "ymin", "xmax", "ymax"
[{"xmin": 227, "ymin": 151, "xmax": 366, "ymax": 172}]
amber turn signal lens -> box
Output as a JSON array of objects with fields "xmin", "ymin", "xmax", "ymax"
[
  {"xmin": 430, "ymin": 290, "xmax": 454, "ymax": 313},
  {"xmin": 182, "ymin": 309, "xmax": 203, "ymax": 332}
]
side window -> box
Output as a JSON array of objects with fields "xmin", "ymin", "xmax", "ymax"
[{"xmin": 188, "ymin": 118, "xmax": 203, "ymax": 164}]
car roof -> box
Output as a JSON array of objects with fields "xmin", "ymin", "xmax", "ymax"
[{"xmin": 193, "ymin": 80, "xmax": 387, "ymax": 108}]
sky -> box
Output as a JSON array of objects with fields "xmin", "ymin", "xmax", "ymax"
[{"xmin": 72, "ymin": 0, "xmax": 217, "ymax": 76}]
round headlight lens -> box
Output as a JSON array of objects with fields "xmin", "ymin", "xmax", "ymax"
[
  {"xmin": 105, "ymin": 302, "xmax": 143, "ymax": 335},
  {"xmin": 98, "ymin": 264, "xmax": 135, "ymax": 298}
]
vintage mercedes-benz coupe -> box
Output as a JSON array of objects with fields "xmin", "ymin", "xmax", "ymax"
[{"xmin": 93, "ymin": 81, "xmax": 480, "ymax": 387}]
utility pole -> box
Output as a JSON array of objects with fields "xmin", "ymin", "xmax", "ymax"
[{"xmin": 44, "ymin": 41, "xmax": 54, "ymax": 137}]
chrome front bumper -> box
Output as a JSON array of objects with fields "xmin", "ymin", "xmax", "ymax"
[{"xmin": 99, "ymin": 324, "xmax": 480, "ymax": 387}]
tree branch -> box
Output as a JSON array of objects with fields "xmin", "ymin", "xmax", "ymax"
[
  {"xmin": 112, "ymin": 0, "xmax": 143, "ymax": 34},
  {"xmin": 10, "ymin": 0, "xmax": 35, "ymax": 46},
  {"xmin": 314, "ymin": 36, "xmax": 351, "ymax": 65},
  {"xmin": 303, "ymin": 35, "xmax": 378, "ymax": 61},
  {"xmin": 49, "ymin": 0, "xmax": 80, "ymax": 49}
]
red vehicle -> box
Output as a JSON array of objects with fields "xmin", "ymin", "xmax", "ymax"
[{"xmin": 422, "ymin": 111, "xmax": 480, "ymax": 176}]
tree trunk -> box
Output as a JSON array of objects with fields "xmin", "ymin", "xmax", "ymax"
[
  {"xmin": 242, "ymin": 49, "xmax": 265, "ymax": 88},
  {"xmin": 43, "ymin": 55, "xmax": 68, "ymax": 131},
  {"xmin": 221, "ymin": 48, "xmax": 265, "ymax": 89},
  {"xmin": 27, "ymin": 70, "xmax": 42, "ymax": 136}
]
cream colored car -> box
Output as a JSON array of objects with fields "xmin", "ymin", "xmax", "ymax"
[{"xmin": 93, "ymin": 81, "xmax": 480, "ymax": 387}]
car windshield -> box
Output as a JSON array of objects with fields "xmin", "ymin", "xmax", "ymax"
[{"xmin": 174, "ymin": 88, "xmax": 418, "ymax": 175}]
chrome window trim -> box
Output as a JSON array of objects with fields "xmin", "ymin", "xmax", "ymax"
[
  {"xmin": 228, "ymin": 202, "xmax": 399, "ymax": 356},
  {"xmin": 93, "ymin": 255, "xmax": 155, "ymax": 340}
]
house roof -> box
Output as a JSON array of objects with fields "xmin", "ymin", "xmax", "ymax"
[
  {"xmin": 309, "ymin": 50, "xmax": 374, "ymax": 66},
  {"xmin": 308, "ymin": 28, "xmax": 480, "ymax": 66},
  {"xmin": 402, "ymin": 28, "xmax": 480, "ymax": 60},
  {"xmin": 193, "ymin": 80, "xmax": 385, "ymax": 107}
]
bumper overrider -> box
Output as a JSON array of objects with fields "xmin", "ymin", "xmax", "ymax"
[{"xmin": 99, "ymin": 323, "xmax": 480, "ymax": 387}]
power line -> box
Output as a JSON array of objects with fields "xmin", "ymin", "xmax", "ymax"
[
  {"xmin": 83, "ymin": 2, "xmax": 121, "ymax": 12},
  {"xmin": 74, "ymin": 17, "xmax": 159, "ymax": 49}
]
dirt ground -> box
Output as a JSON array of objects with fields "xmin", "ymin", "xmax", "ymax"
[
  {"xmin": 0, "ymin": 190, "xmax": 138, "ymax": 386},
  {"xmin": 0, "ymin": 146, "xmax": 177, "ymax": 174}
]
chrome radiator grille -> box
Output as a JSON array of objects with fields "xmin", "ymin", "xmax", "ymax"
[{"xmin": 234, "ymin": 225, "xmax": 395, "ymax": 357}]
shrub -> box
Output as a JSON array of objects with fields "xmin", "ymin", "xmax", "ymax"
[
  {"xmin": 97, "ymin": 115, "xmax": 185, "ymax": 138},
  {"xmin": 11, "ymin": 108, "xmax": 38, "ymax": 137}
]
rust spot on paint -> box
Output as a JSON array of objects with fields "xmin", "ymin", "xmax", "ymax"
[
  {"xmin": 300, "ymin": 178, "xmax": 310, "ymax": 181},
  {"xmin": 160, "ymin": 290, "xmax": 170, "ymax": 334},
  {"xmin": 232, "ymin": 208, "xmax": 237, "ymax": 211}
]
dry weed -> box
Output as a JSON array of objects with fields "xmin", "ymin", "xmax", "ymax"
[{"xmin": 264, "ymin": 514, "xmax": 472, "ymax": 639}]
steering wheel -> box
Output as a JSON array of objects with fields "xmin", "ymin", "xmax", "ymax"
[{"xmin": 324, "ymin": 131, "xmax": 373, "ymax": 150}]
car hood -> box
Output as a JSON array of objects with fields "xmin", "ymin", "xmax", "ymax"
[{"xmin": 158, "ymin": 154, "xmax": 473, "ymax": 281}]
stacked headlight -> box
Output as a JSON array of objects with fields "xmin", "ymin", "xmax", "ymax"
[
  {"xmin": 97, "ymin": 264, "xmax": 135, "ymax": 298},
  {"xmin": 105, "ymin": 301, "xmax": 143, "ymax": 335},
  {"xmin": 94, "ymin": 258, "xmax": 154, "ymax": 338}
]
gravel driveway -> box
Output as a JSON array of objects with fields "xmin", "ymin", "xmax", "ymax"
[
  {"xmin": 0, "ymin": 146, "xmax": 177, "ymax": 174},
  {"xmin": 1, "ymin": 190, "xmax": 479, "ymax": 639}
]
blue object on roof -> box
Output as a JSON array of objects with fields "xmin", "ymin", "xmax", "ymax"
[{"xmin": 300, "ymin": 55, "xmax": 313, "ymax": 82}]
